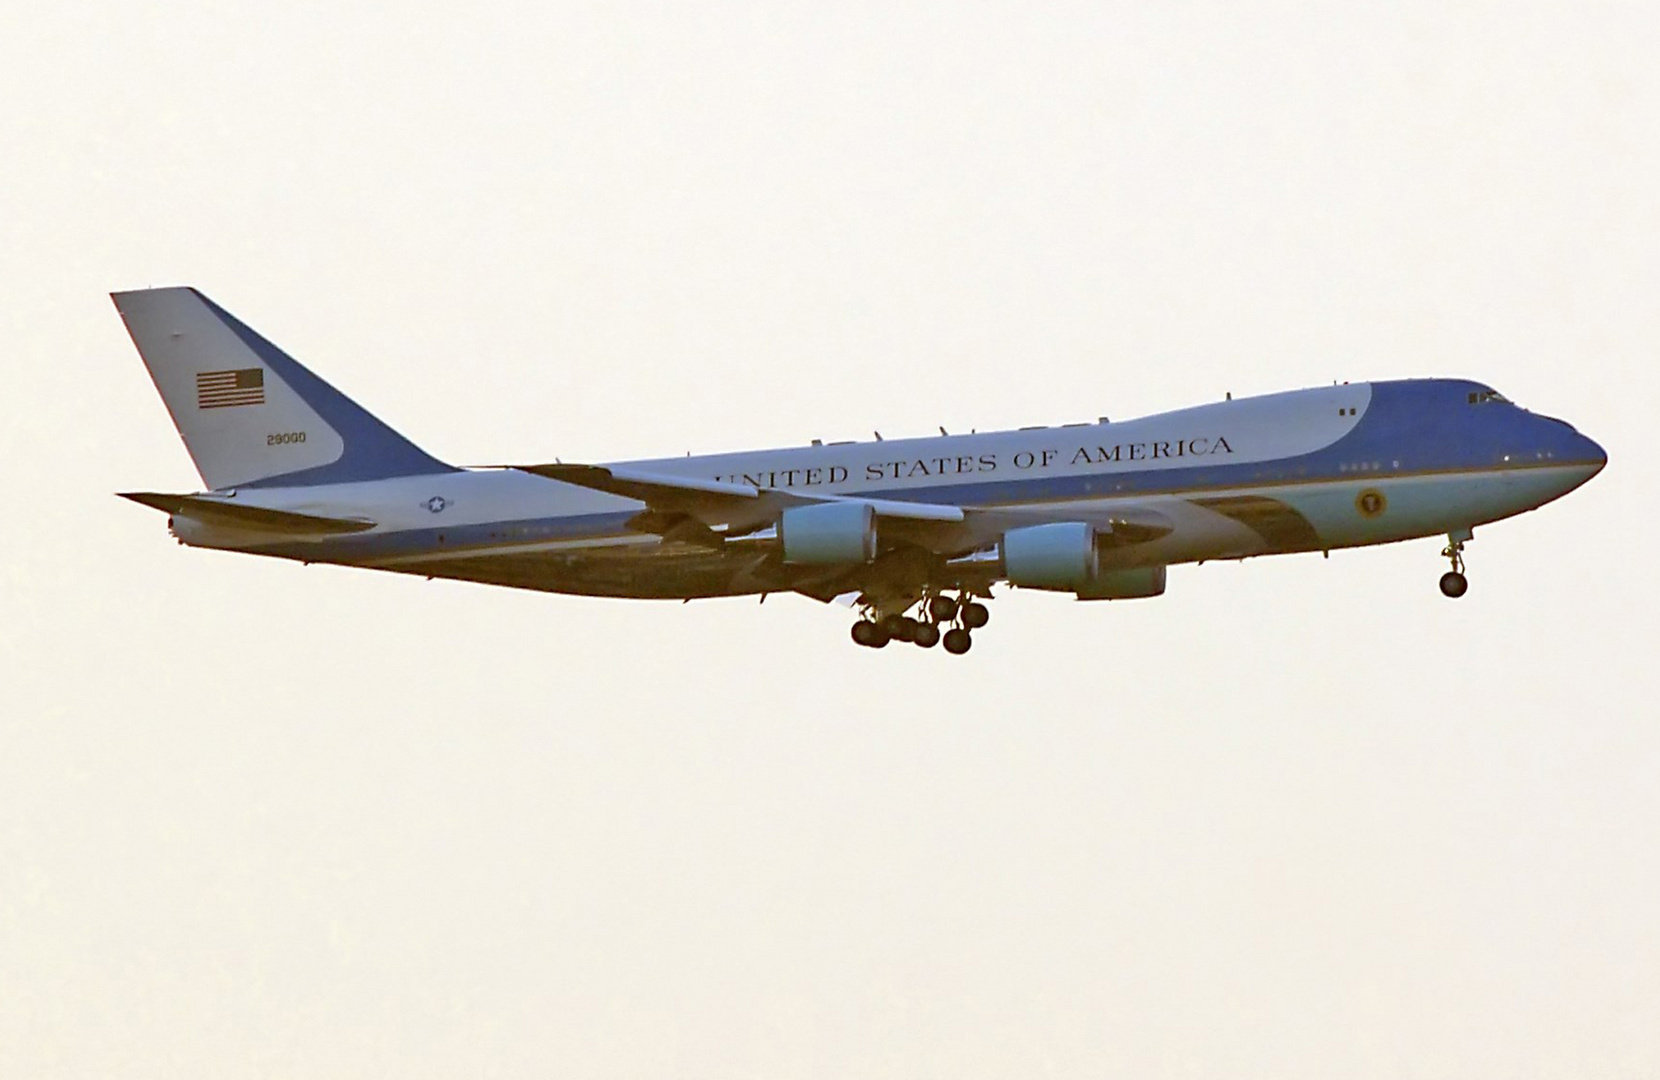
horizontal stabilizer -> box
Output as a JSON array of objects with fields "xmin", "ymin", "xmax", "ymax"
[{"xmin": 119, "ymin": 492, "xmax": 376, "ymax": 535}]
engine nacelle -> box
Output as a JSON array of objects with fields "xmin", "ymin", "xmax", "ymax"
[
  {"xmin": 1002, "ymin": 522, "xmax": 1167, "ymax": 600},
  {"xmin": 1075, "ymin": 565, "xmax": 1167, "ymax": 601},
  {"xmin": 1001, "ymin": 522, "xmax": 1099, "ymax": 590},
  {"xmin": 780, "ymin": 501, "xmax": 878, "ymax": 564}
]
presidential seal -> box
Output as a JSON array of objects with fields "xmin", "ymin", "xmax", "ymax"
[{"xmin": 1356, "ymin": 488, "xmax": 1387, "ymax": 518}]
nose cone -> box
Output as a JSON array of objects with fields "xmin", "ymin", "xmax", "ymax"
[
  {"xmin": 1576, "ymin": 431, "xmax": 1608, "ymax": 476},
  {"xmin": 1557, "ymin": 429, "xmax": 1607, "ymax": 504},
  {"xmin": 1529, "ymin": 411, "xmax": 1606, "ymax": 473},
  {"xmin": 1527, "ymin": 413, "xmax": 1605, "ymax": 499}
]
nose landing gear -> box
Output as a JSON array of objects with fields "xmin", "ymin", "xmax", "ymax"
[{"xmin": 1439, "ymin": 529, "xmax": 1472, "ymax": 598}]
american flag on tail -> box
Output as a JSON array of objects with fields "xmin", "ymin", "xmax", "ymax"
[{"xmin": 196, "ymin": 368, "xmax": 265, "ymax": 409}]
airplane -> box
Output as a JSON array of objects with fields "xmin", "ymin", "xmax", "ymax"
[{"xmin": 114, "ymin": 287, "xmax": 1607, "ymax": 654}]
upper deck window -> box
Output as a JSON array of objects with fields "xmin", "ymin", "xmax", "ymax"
[{"xmin": 1467, "ymin": 390, "xmax": 1512, "ymax": 405}]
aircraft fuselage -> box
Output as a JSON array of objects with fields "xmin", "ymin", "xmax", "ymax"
[{"xmin": 171, "ymin": 379, "xmax": 1604, "ymax": 599}]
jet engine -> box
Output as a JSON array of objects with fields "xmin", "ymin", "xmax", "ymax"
[
  {"xmin": 1001, "ymin": 521, "xmax": 1098, "ymax": 590},
  {"xmin": 780, "ymin": 502, "xmax": 878, "ymax": 564},
  {"xmin": 1075, "ymin": 565, "xmax": 1166, "ymax": 601},
  {"xmin": 1001, "ymin": 522, "xmax": 1167, "ymax": 599}
]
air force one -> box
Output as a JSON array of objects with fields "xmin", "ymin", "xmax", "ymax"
[{"xmin": 115, "ymin": 287, "xmax": 1606, "ymax": 654}]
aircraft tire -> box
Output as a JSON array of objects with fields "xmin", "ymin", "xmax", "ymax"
[
  {"xmin": 943, "ymin": 628, "xmax": 973, "ymax": 655},
  {"xmin": 883, "ymin": 615, "xmax": 922, "ymax": 643},
  {"xmin": 928, "ymin": 595, "xmax": 958, "ymax": 622},
  {"xmin": 1439, "ymin": 571, "xmax": 1469, "ymax": 599},
  {"xmin": 913, "ymin": 622, "xmax": 941, "ymax": 648},
  {"xmin": 853, "ymin": 620, "xmax": 892, "ymax": 648},
  {"xmin": 961, "ymin": 602, "xmax": 990, "ymax": 629}
]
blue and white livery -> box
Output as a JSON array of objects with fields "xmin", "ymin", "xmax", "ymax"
[{"xmin": 115, "ymin": 287, "xmax": 1606, "ymax": 654}]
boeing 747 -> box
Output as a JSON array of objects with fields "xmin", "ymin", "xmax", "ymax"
[{"xmin": 115, "ymin": 287, "xmax": 1606, "ymax": 654}]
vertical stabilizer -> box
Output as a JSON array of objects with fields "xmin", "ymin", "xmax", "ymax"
[{"xmin": 113, "ymin": 287, "xmax": 455, "ymax": 490}]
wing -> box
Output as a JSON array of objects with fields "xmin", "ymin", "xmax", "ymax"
[
  {"xmin": 514, "ymin": 462, "xmax": 1180, "ymax": 614},
  {"xmin": 515, "ymin": 463, "xmax": 967, "ymax": 546},
  {"xmin": 514, "ymin": 462, "xmax": 1171, "ymax": 555}
]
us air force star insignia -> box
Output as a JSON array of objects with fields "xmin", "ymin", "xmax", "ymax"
[
  {"xmin": 1356, "ymin": 489, "xmax": 1387, "ymax": 518},
  {"xmin": 423, "ymin": 496, "xmax": 449, "ymax": 513}
]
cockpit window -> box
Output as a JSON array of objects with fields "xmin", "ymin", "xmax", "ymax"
[{"xmin": 1467, "ymin": 390, "xmax": 1512, "ymax": 405}]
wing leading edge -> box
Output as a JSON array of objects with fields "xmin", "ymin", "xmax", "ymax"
[{"xmin": 512, "ymin": 462, "xmax": 1171, "ymax": 554}]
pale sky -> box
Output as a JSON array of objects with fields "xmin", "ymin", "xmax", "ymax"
[{"xmin": 3, "ymin": 2, "xmax": 1658, "ymax": 1077}]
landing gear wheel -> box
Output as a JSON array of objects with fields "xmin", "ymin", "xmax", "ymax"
[
  {"xmin": 851, "ymin": 620, "xmax": 889, "ymax": 648},
  {"xmin": 912, "ymin": 622, "xmax": 941, "ymax": 648},
  {"xmin": 881, "ymin": 615, "xmax": 919, "ymax": 643},
  {"xmin": 927, "ymin": 595, "xmax": 959, "ymax": 623},
  {"xmin": 1439, "ymin": 530, "xmax": 1471, "ymax": 599},
  {"xmin": 942, "ymin": 628, "xmax": 973, "ymax": 655},
  {"xmin": 960, "ymin": 601, "xmax": 990, "ymax": 629}
]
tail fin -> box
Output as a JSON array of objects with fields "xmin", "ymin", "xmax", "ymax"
[{"xmin": 112, "ymin": 287, "xmax": 456, "ymax": 490}]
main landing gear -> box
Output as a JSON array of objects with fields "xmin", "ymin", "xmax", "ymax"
[
  {"xmin": 1439, "ymin": 528, "xmax": 1472, "ymax": 599},
  {"xmin": 850, "ymin": 592, "xmax": 991, "ymax": 655}
]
